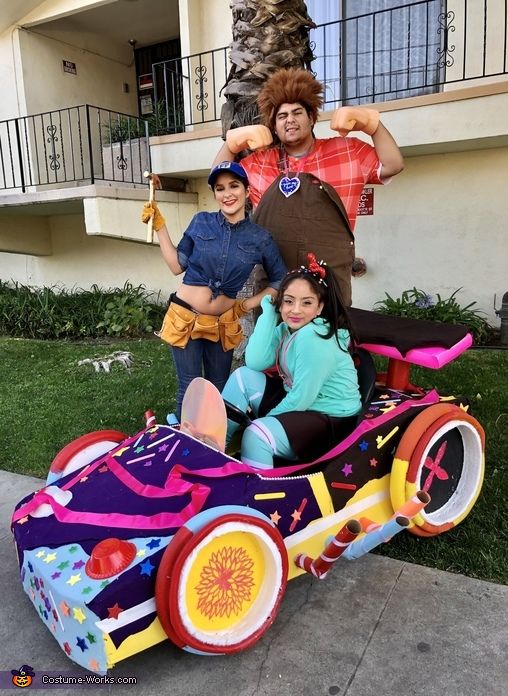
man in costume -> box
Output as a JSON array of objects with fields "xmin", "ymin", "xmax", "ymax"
[{"xmin": 212, "ymin": 68, "xmax": 404, "ymax": 306}]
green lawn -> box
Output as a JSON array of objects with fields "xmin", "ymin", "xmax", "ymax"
[{"xmin": 1, "ymin": 337, "xmax": 506, "ymax": 585}]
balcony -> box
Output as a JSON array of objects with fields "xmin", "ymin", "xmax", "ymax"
[
  {"xmin": 152, "ymin": 0, "xmax": 508, "ymax": 134},
  {"xmin": 0, "ymin": 106, "xmax": 151, "ymax": 193},
  {"xmin": 1, "ymin": 0, "xmax": 506, "ymax": 193}
]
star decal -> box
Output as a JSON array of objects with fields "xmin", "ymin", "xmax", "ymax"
[
  {"xmin": 44, "ymin": 552, "xmax": 57, "ymax": 563},
  {"xmin": 76, "ymin": 636, "xmax": 88, "ymax": 652},
  {"xmin": 380, "ymin": 403, "xmax": 397, "ymax": 414},
  {"xmin": 182, "ymin": 448, "xmax": 190, "ymax": 456},
  {"xmin": 290, "ymin": 509, "xmax": 302, "ymax": 525},
  {"xmin": 86, "ymin": 632, "xmax": 97, "ymax": 644},
  {"xmin": 146, "ymin": 538, "xmax": 161, "ymax": 549},
  {"xmin": 89, "ymin": 659, "xmax": 100, "ymax": 672},
  {"xmin": 107, "ymin": 603, "xmax": 124, "ymax": 620},
  {"xmin": 79, "ymin": 476, "xmax": 89, "ymax": 483},
  {"xmin": 66, "ymin": 573, "xmax": 81, "ymax": 586},
  {"xmin": 134, "ymin": 445, "xmax": 145, "ymax": 454},
  {"xmin": 68, "ymin": 545, "xmax": 78, "ymax": 553},
  {"xmin": 158, "ymin": 443, "xmax": 169, "ymax": 452},
  {"xmin": 359, "ymin": 440, "xmax": 369, "ymax": 452},
  {"xmin": 98, "ymin": 465, "xmax": 108, "ymax": 473},
  {"xmin": 81, "ymin": 587, "xmax": 93, "ymax": 595},
  {"xmin": 73, "ymin": 607, "xmax": 87, "ymax": 624},
  {"xmin": 17, "ymin": 516, "xmax": 29, "ymax": 525},
  {"xmin": 57, "ymin": 560, "xmax": 70, "ymax": 570},
  {"xmin": 341, "ymin": 463, "xmax": 353, "ymax": 477},
  {"xmin": 60, "ymin": 601, "xmax": 71, "ymax": 616},
  {"xmin": 72, "ymin": 560, "xmax": 85, "ymax": 570},
  {"xmin": 139, "ymin": 559, "xmax": 155, "ymax": 577},
  {"xmin": 27, "ymin": 562, "xmax": 33, "ymax": 572},
  {"xmin": 63, "ymin": 641, "xmax": 72, "ymax": 655},
  {"xmin": 99, "ymin": 580, "xmax": 110, "ymax": 589},
  {"xmin": 36, "ymin": 550, "xmax": 45, "ymax": 558},
  {"xmin": 369, "ymin": 458, "xmax": 378, "ymax": 467},
  {"xmin": 112, "ymin": 447, "xmax": 130, "ymax": 457},
  {"xmin": 270, "ymin": 510, "xmax": 281, "ymax": 525},
  {"xmin": 136, "ymin": 549, "xmax": 146, "ymax": 557}
]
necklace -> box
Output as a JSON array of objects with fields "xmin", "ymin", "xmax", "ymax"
[{"xmin": 278, "ymin": 145, "xmax": 314, "ymax": 198}]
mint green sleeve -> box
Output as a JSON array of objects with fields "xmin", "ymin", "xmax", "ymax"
[
  {"xmin": 268, "ymin": 329, "xmax": 338, "ymax": 415},
  {"xmin": 245, "ymin": 295, "xmax": 282, "ymax": 371}
]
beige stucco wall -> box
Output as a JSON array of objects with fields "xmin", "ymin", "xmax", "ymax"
[
  {"xmin": 351, "ymin": 147, "xmax": 507, "ymax": 326},
  {"xmin": 17, "ymin": 27, "xmax": 137, "ymax": 116},
  {"xmin": 19, "ymin": 0, "xmax": 116, "ymax": 27},
  {"xmin": 0, "ymin": 28, "xmax": 27, "ymax": 120},
  {"xmin": 0, "ymin": 214, "xmax": 180, "ymax": 300},
  {"xmin": 178, "ymin": 0, "xmax": 230, "ymax": 56}
]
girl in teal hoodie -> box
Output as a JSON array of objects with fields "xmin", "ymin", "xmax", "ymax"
[{"xmin": 222, "ymin": 253, "xmax": 361, "ymax": 468}]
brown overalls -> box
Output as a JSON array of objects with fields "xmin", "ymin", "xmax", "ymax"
[{"xmin": 252, "ymin": 170, "xmax": 355, "ymax": 306}]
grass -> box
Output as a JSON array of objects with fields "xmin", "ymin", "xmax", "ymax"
[
  {"xmin": 0, "ymin": 337, "xmax": 177, "ymax": 478},
  {"xmin": 1, "ymin": 337, "xmax": 507, "ymax": 585}
]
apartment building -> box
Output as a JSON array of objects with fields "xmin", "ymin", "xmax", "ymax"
[{"xmin": 0, "ymin": 0, "xmax": 506, "ymax": 324}]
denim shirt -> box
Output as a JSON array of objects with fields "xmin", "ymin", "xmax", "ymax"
[{"xmin": 177, "ymin": 211, "xmax": 287, "ymax": 298}]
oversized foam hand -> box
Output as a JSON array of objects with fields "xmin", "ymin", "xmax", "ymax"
[
  {"xmin": 226, "ymin": 125, "xmax": 273, "ymax": 153},
  {"xmin": 330, "ymin": 107, "xmax": 380, "ymax": 137}
]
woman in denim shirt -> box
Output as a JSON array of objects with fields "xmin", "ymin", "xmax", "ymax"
[{"xmin": 142, "ymin": 161, "xmax": 287, "ymax": 418}]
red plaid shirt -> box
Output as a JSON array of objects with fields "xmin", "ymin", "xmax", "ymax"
[{"xmin": 241, "ymin": 136, "xmax": 384, "ymax": 230}]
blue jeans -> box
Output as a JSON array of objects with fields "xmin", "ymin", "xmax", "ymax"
[{"xmin": 171, "ymin": 339, "xmax": 234, "ymax": 419}]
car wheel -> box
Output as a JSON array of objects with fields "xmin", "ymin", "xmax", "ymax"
[
  {"xmin": 391, "ymin": 403, "xmax": 484, "ymax": 536},
  {"xmin": 47, "ymin": 430, "xmax": 127, "ymax": 483},
  {"xmin": 156, "ymin": 510, "xmax": 288, "ymax": 654}
]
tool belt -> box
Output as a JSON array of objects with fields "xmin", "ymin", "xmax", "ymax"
[{"xmin": 156, "ymin": 294, "xmax": 250, "ymax": 351}]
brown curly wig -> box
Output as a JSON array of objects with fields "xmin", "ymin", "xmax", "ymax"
[{"xmin": 257, "ymin": 69, "xmax": 324, "ymax": 132}]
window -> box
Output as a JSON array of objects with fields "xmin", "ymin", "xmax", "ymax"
[{"xmin": 306, "ymin": 0, "xmax": 444, "ymax": 106}]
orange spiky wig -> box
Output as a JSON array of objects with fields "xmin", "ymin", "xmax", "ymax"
[{"xmin": 257, "ymin": 69, "xmax": 324, "ymax": 132}]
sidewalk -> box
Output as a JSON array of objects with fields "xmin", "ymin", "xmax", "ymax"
[{"xmin": 1, "ymin": 470, "xmax": 507, "ymax": 696}]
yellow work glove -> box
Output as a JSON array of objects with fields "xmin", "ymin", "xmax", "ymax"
[
  {"xmin": 141, "ymin": 201, "xmax": 165, "ymax": 232},
  {"xmin": 330, "ymin": 107, "xmax": 380, "ymax": 137},
  {"xmin": 226, "ymin": 125, "xmax": 273, "ymax": 154}
]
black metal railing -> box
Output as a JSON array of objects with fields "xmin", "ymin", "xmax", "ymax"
[
  {"xmin": 153, "ymin": 0, "xmax": 508, "ymax": 131},
  {"xmin": 0, "ymin": 105, "xmax": 150, "ymax": 192},
  {"xmin": 152, "ymin": 47, "xmax": 229, "ymax": 134}
]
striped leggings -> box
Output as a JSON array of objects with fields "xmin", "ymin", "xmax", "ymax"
[{"xmin": 222, "ymin": 366, "xmax": 297, "ymax": 469}]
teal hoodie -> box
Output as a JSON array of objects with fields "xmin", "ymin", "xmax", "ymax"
[{"xmin": 245, "ymin": 295, "xmax": 361, "ymax": 418}]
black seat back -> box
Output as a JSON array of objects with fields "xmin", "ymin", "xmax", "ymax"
[{"xmin": 351, "ymin": 347, "xmax": 377, "ymax": 416}]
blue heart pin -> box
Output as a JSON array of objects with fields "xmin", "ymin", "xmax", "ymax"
[{"xmin": 279, "ymin": 176, "xmax": 301, "ymax": 198}]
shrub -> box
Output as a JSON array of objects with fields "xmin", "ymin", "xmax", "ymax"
[
  {"xmin": 374, "ymin": 287, "xmax": 492, "ymax": 344},
  {"xmin": 0, "ymin": 281, "xmax": 166, "ymax": 339},
  {"xmin": 103, "ymin": 101, "xmax": 184, "ymax": 144}
]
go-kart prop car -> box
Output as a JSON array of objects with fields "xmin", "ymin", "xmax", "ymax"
[{"xmin": 11, "ymin": 310, "xmax": 485, "ymax": 674}]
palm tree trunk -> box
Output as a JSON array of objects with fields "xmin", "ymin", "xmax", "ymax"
[{"xmin": 221, "ymin": 0, "xmax": 316, "ymax": 136}]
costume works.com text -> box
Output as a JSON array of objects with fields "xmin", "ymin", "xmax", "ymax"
[{"xmin": 41, "ymin": 674, "xmax": 137, "ymax": 686}]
